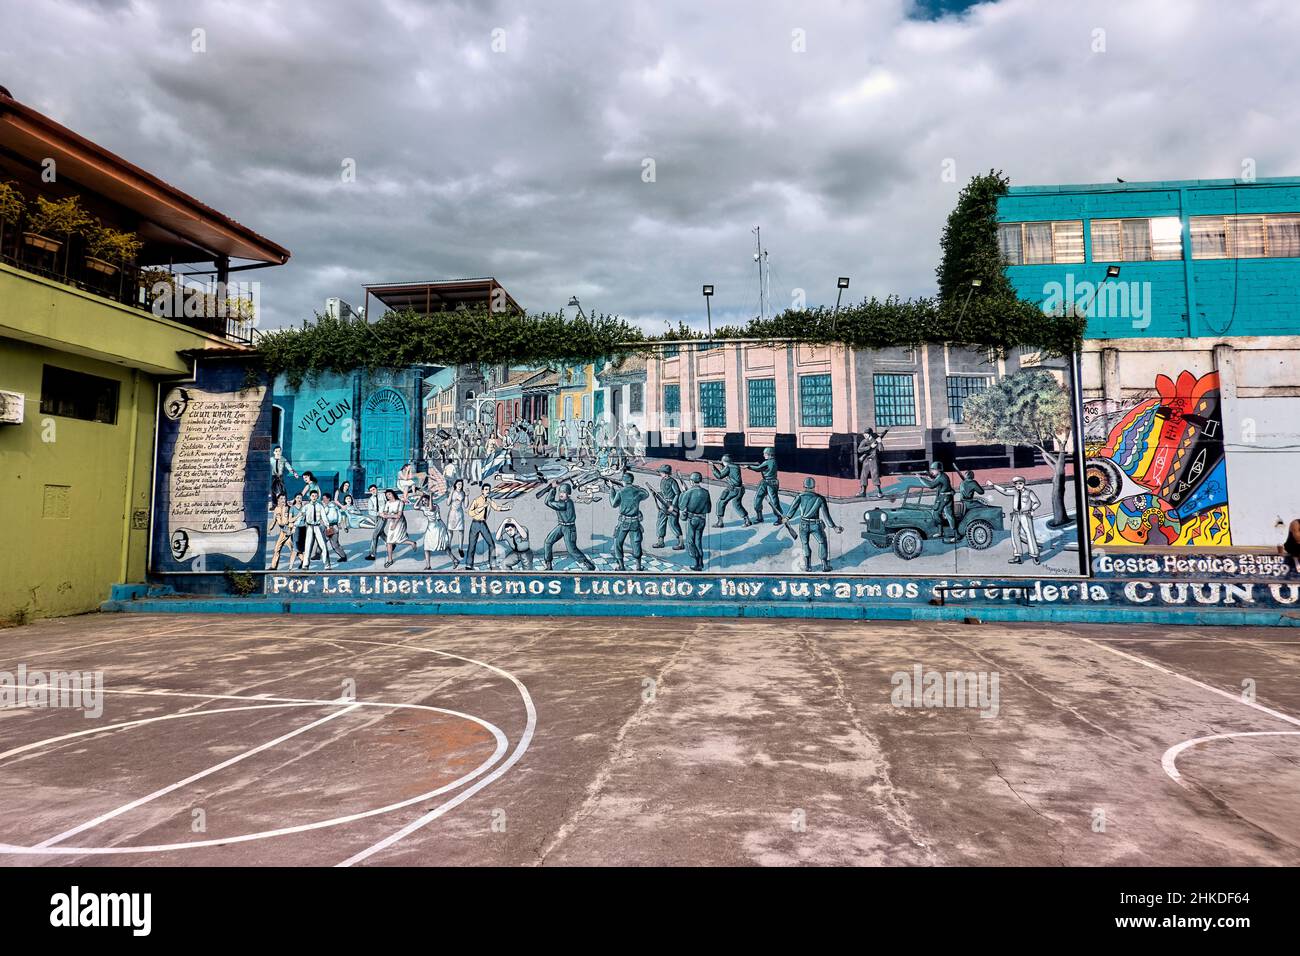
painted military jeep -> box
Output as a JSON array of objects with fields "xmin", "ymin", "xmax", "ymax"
[{"xmin": 861, "ymin": 481, "xmax": 1006, "ymax": 560}]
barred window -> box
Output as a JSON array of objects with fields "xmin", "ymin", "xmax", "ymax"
[
  {"xmin": 660, "ymin": 344, "xmax": 680, "ymax": 358},
  {"xmin": 873, "ymin": 373, "xmax": 916, "ymax": 427},
  {"xmin": 699, "ymin": 380, "xmax": 727, "ymax": 429},
  {"xmin": 629, "ymin": 382, "xmax": 644, "ymax": 413},
  {"xmin": 662, "ymin": 384, "xmax": 681, "ymax": 429},
  {"xmin": 946, "ymin": 375, "xmax": 992, "ymax": 424},
  {"xmin": 747, "ymin": 378, "xmax": 776, "ymax": 428},
  {"xmin": 798, "ymin": 373, "xmax": 833, "ymax": 427}
]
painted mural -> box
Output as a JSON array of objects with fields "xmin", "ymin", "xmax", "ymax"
[
  {"xmin": 1083, "ymin": 370, "xmax": 1231, "ymax": 547},
  {"xmin": 152, "ymin": 346, "xmax": 1089, "ymax": 579}
]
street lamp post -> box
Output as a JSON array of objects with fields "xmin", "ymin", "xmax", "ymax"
[
  {"xmin": 1077, "ymin": 265, "xmax": 1122, "ymax": 319},
  {"xmin": 702, "ymin": 284, "xmax": 714, "ymax": 339},
  {"xmin": 953, "ymin": 277, "xmax": 983, "ymax": 340},
  {"xmin": 833, "ymin": 276, "xmax": 850, "ymax": 333},
  {"xmin": 567, "ymin": 295, "xmax": 585, "ymax": 320}
]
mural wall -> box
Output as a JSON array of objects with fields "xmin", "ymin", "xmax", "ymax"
[
  {"xmin": 1083, "ymin": 370, "xmax": 1231, "ymax": 547},
  {"xmin": 151, "ymin": 346, "xmax": 1088, "ymax": 580}
]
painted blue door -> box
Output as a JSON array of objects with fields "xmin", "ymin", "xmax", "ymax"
[{"xmin": 361, "ymin": 387, "xmax": 408, "ymax": 490}]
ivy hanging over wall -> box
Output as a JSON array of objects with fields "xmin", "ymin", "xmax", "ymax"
[{"xmin": 252, "ymin": 171, "xmax": 1081, "ymax": 387}]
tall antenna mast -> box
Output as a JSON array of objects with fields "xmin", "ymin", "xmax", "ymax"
[{"xmin": 753, "ymin": 226, "xmax": 768, "ymax": 321}]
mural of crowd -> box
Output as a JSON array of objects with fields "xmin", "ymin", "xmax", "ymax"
[{"xmin": 251, "ymin": 347, "xmax": 1087, "ymax": 578}]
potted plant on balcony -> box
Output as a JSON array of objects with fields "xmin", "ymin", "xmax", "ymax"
[
  {"xmin": 0, "ymin": 181, "xmax": 24, "ymax": 258},
  {"xmin": 23, "ymin": 195, "xmax": 92, "ymax": 256},
  {"xmin": 83, "ymin": 222, "xmax": 143, "ymax": 276}
]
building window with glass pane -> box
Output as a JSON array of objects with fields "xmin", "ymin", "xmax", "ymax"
[
  {"xmin": 798, "ymin": 374, "xmax": 833, "ymax": 427},
  {"xmin": 946, "ymin": 375, "xmax": 991, "ymax": 424},
  {"xmin": 997, "ymin": 220, "xmax": 1084, "ymax": 264},
  {"xmin": 873, "ymin": 373, "xmax": 916, "ymax": 427},
  {"xmin": 1191, "ymin": 214, "xmax": 1300, "ymax": 259},
  {"xmin": 747, "ymin": 378, "xmax": 776, "ymax": 428},
  {"xmin": 629, "ymin": 382, "xmax": 644, "ymax": 413},
  {"xmin": 1091, "ymin": 217, "xmax": 1183, "ymax": 261},
  {"xmin": 699, "ymin": 380, "xmax": 726, "ymax": 428},
  {"xmin": 663, "ymin": 384, "xmax": 681, "ymax": 429}
]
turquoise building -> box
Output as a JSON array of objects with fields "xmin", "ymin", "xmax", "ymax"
[
  {"xmin": 997, "ymin": 177, "xmax": 1300, "ymax": 339},
  {"xmin": 997, "ymin": 176, "xmax": 1300, "ymax": 552}
]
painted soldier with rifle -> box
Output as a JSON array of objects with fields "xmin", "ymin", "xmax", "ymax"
[
  {"xmin": 781, "ymin": 477, "xmax": 844, "ymax": 572},
  {"xmin": 856, "ymin": 427, "xmax": 888, "ymax": 498},
  {"xmin": 651, "ymin": 463, "xmax": 685, "ymax": 550}
]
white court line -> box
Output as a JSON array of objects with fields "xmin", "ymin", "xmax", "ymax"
[
  {"xmin": 335, "ymin": 644, "xmax": 536, "ymax": 867},
  {"xmin": 1161, "ymin": 731, "xmax": 1300, "ymax": 782},
  {"xmin": 1081, "ymin": 638, "xmax": 1300, "ymax": 788},
  {"xmin": 0, "ymin": 683, "xmax": 512, "ymax": 855},
  {"xmin": 1081, "ymin": 638, "xmax": 1300, "ymax": 729},
  {"xmin": 33, "ymin": 703, "xmax": 361, "ymax": 848}
]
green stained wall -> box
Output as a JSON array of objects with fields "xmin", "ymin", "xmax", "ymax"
[{"xmin": 0, "ymin": 263, "xmax": 227, "ymax": 622}]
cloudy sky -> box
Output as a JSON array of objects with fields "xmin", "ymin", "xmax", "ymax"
[{"xmin": 2, "ymin": 0, "xmax": 1297, "ymax": 331}]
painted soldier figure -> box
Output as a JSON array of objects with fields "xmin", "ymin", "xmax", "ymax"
[
  {"xmin": 745, "ymin": 447, "xmax": 784, "ymax": 523},
  {"xmin": 609, "ymin": 472, "xmax": 650, "ymax": 571},
  {"xmin": 856, "ymin": 428, "xmax": 887, "ymax": 498},
  {"xmin": 957, "ymin": 470, "xmax": 985, "ymax": 508},
  {"xmin": 652, "ymin": 463, "xmax": 684, "ymax": 550},
  {"xmin": 675, "ymin": 472, "xmax": 712, "ymax": 571},
  {"xmin": 918, "ymin": 461, "xmax": 958, "ymax": 542},
  {"xmin": 710, "ymin": 454, "xmax": 752, "ymax": 528},
  {"xmin": 542, "ymin": 481, "xmax": 597, "ymax": 571},
  {"xmin": 785, "ymin": 477, "xmax": 844, "ymax": 572}
]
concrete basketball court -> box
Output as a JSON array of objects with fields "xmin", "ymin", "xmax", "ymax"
[{"xmin": 0, "ymin": 612, "xmax": 1297, "ymax": 866}]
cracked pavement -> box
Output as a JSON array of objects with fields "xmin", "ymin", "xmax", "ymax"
[{"xmin": 1, "ymin": 613, "xmax": 1297, "ymax": 866}]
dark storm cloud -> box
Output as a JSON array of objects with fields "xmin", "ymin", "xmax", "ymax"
[{"xmin": 3, "ymin": 0, "xmax": 1299, "ymax": 331}]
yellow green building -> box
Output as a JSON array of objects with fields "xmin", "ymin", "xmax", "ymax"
[{"xmin": 0, "ymin": 87, "xmax": 288, "ymax": 622}]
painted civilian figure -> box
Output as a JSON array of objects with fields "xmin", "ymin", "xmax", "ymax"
[
  {"xmin": 363, "ymin": 484, "xmax": 386, "ymax": 560},
  {"xmin": 465, "ymin": 483, "xmax": 510, "ymax": 571},
  {"xmin": 497, "ymin": 518, "xmax": 534, "ymax": 570},
  {"xmin": 381, "ymin": 488, "xmax": 418, "ymax": 568},
  {"xmin": 989, "ymin": 477, "xmax": 1041, "ymax": 564},
  {"xmin": 270, "ymin": 446, "xmax": 298, "ymax": 503},
  {"xmin": 322, "ymin": 492, "xmax": 348, "ymax": 563},
  {"xmin": 268, "ymin": 493, "xmax": 294, "ymax": 570},
  {"xmin": 418, "ymin": 495, "xmax": 459, "ymax": 571},
  {"xmin": 299, "ymin": 489, "xmax": 331, "ymax": 571}
]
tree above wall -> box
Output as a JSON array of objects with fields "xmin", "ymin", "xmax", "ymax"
[{"xmin": 254, "ymin": 171, "xmax": 1080, "ymax": 385}]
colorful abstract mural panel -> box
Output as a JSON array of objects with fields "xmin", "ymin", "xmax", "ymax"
[{"xmin": 1084, "ymin": 370, "xmax": 1230, "ymax": 547}]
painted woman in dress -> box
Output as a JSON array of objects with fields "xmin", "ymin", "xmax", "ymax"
[
  {"xmin": 381, "ymin": 488, "xmax": 417, "ymax": 568},
  {"xmin": 445, "ymin": 478, "xmax": 467, "ymax": 552},
  {"xmin": 418, "ymin": 494, "xmax": 460, "ymax": 571}
]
